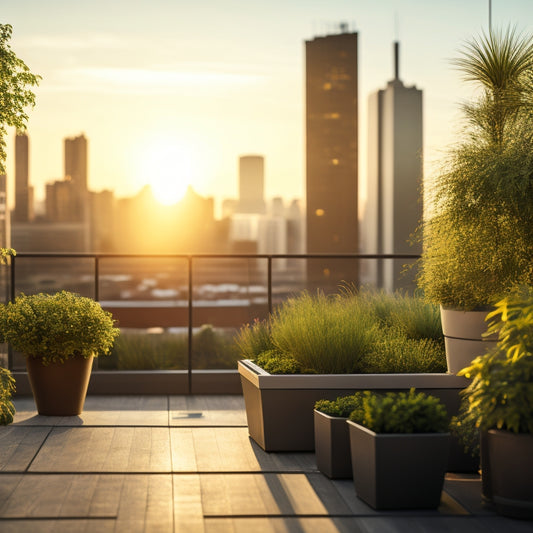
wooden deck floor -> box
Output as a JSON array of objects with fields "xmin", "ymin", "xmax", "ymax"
[{"xmin": 1, "ymin": 395, "xmax": 532, "ymax": 532}]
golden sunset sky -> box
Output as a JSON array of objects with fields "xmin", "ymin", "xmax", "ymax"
[{"xmin": 2, "ymin": 0, "xmax": 533, "ymax": 212}]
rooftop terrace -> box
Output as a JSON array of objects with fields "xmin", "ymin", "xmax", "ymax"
[{"xmin": 1, "ymin": 395, "xmax": 532, "ymax": 533}]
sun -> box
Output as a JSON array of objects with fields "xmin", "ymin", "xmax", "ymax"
[{"xmin": 141, "ymin": 140, "xmax": 193, "ymax": 205}]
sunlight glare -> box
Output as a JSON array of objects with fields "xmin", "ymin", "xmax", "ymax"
[{"xmin": 141, "ymin": 140, "xmax": 193, "ymax": 205}]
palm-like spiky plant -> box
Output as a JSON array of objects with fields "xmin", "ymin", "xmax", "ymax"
[
  {"xmin": 419, "ymin": 27, "xmax": 533, "ymax": 309},
  {"xmin": 453, "ymin": 27, "xmax": 533, "ymax": 146}
]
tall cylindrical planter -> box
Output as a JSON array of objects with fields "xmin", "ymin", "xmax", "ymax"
[
  {"xmin": 26, "ymin": 355, "xmax": 94, "ymax": 416},
  {"xmin": 440, "ymin": 307, "xmax": 498, "ymax": 374}
]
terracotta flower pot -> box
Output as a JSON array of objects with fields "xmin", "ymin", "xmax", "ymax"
[{"xmin": 26, "ymin": 354, "xmax": 94, "ymax": 416}]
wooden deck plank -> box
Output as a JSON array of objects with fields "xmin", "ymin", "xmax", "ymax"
[
  {"xmin": 0, "ymin": 426, "xmax": 50, "ymax": 472},
  {"xmin": 169, "ymin": 395, "xmax": 247, "ymax": 426},
  {"xmin": 170, "ymin": 428, "xmax": 198, "ymax": 471},
  {"xmin": 199, "ymin": 473, "xmax": 352, "ymax": 517},
  {"xmin": 173, "ymin": 474, "xmax": 205, "ymax": 533}
]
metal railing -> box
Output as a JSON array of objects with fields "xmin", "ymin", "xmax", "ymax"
[{"xmin": 6, "ymin": 252, "xmax": 421, "ymax": 392}]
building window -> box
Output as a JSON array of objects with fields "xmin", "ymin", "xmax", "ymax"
[{"xmin": 315, "ymin": 208, "xmax": 325, "ymax": 217}]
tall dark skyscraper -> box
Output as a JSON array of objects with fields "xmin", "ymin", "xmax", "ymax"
[
  {"xmin": 305, "ymin": 28, "xmax": 359, "ymax": 287},
  {"xmin": 13, "ymin": 132, "xmax": 33, "ymax": 223}
]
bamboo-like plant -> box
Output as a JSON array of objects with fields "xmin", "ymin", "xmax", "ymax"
[{"xmin": 419, "ymin": 28, "xmax": 533, "ymax": 309}]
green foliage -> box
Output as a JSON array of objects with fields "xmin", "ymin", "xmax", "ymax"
[
  {"xmin": 419, "ymin": 28, "xmax": 533, "ymax": 310},
  {"xmin": 0, "ymin": 24, "xmax": 41, "ymax": 173},
  {"xmin": 236, "ymin": 287, "xmax": 445, "ymax": 374},
  {"xmin": 0, "ymin": 291, "xmax": 120, "ymax": 365},
  {"xmin": 102, "ymin": 327, "xmax": 240, "ymax": 370},
  {"xmin": 350, "ymin": 389, "xmax": 449, "ymax": 434},
  {"xmin": 315, "ymin": 392, "xmax": 365, "ymax": 419},
  {"xmin": 363, "ymin": 336, "xmax": 446, "ymax": 374},
  {"xmin": 269, "ymin": 291, "xmax": 378, "ymax": 374},
  {"xmin": 0, "ymin": 366, "xmax": 15, "ymax": 425},
  {"xmin": 459, "ymin": 289, "xmax": 533, "ymax": 434},
  {"xmin": 235, "ymin": 319, "xmax": 276, "ymax": 359},
  {"xmin": 255, "ymin": 350, "xmax": 303, "ymax": 374}
]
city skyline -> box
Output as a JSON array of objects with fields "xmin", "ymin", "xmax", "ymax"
[{"xmin": 2, "ymin": 0, "xmax": 532, "ymax": 213}]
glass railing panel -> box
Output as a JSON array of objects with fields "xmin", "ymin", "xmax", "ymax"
[{"xmin": 98, "ymin": 256, "xmax": 189, "ymax": 371}]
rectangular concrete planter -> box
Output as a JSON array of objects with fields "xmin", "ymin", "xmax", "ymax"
[
  {"xmin": 348, "ymin": 420, "xmax": 450, "ymax": 510},
  {"xmin": 314, "ymin": 409, "xmax": 352, "ymax": 479},
  {"xmin": 239, "ymin": 359, "xmax": 470, "ymax": 458}
]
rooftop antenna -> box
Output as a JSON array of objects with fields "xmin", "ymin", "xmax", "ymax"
[
  {"xmin": 488, "ymin": 0, "xmax": 492, "ymax": 32},
  {"xmin": 394, "ymin": 41, "xmax": 400, "ymax": 80},
  {"xmin": 393, "ymin": 12, "xmax": 400, "ymax": 80}
]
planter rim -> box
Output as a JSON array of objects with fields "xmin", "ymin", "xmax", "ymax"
[
  {"xmin": 313, "ymin": 408, "xmax": 348, "ymax": 420},
  {"xmin": 347, "ymin": 419, "xmax": 451, "ymax": 438},
  {"xmin": 238, "ymin": 360, "xmax": 470, "ymax": 389}
]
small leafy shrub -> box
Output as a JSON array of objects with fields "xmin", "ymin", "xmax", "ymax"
[
  {"xmin": 350, "ymin": 389, "xmax": 449, "ymax": 434},
  {"xmin": 0, "ymin": 366, "xmax": 15, "ymax": 425},
  {"xmin": 459, "ymin": 289, "xmax": 533, "ymax": 434},
  {"xmin": 315, "ymin": 392, "xmax": 365, "ymax": 419},
  {"xmin": 0, "ymin": 291, "xmax": 120, "ymax": 365},
  {"xmin": 255, "ymin": 350, "xmax": 303, "ymax": 374}
]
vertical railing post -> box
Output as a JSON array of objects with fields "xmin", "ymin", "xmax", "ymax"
[
  {"xmin": 94, "ymin": 255, "xmax": 100, "ymax": 302},
  {"xmin": 7, "ymin": 254, "xmax": 15, "ymax": 370},
  {"xmin": 188, "ymin": 255, "xmax": 193, "ymax": 395},
  {"xmin": 267, "ymin": 256, "xmax": 273, "ymax": 316}
]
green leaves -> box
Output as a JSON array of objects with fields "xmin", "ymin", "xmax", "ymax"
[
  {"xmin": 0, "ymin": 24, "xmax": 41, "ymax": 173},
  {"xmin": 0, "ymin": 291, "xmax": 120, "ymax": 365},
  {"xmin": 0, "ymin": 366, "xmax": 15, "ymax": 425},
  {"xmin": 459, "ymin": 290, "xmax": 533, "ymax": 434},
  {"xmin": 349, "ymin": 389, "xmax": 449, "ymax": 434}
]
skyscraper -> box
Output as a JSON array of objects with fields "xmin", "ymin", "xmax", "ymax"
[
  {"xmin": 305, "ymin": 27, "xmax": 359, "ymax": 287},
  {"xmin": 64, "ymin": 134, "xmax": 88, "ymax": 192},
  {"xmin": 238, "ymin": 155, "xmax": 265, "ymax": 214},
  {"xmin": 13, "ymin": 132, "xmax": 33, "ymax": 223},
  {"xmin": 363, "ymin": 42, "xmax": 423, "ymax": 291}
]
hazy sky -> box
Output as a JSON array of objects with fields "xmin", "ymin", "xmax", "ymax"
[{"xmin": 2, "ymin": 0, "xmax": 533, "ymax": 211}]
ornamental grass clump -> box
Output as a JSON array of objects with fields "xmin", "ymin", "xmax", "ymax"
[
  {"xmin": 0, "ymin": 291, "xmax": 120, "ymax": 365},
  {"xmin": 270, "ymin": 291, "xmax": 378, "ymax": 374}
]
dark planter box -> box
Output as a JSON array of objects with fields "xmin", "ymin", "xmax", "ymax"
[
  {"xmin": 314, "ymin": 410, "xmax": 352, "ymax": 479},
  {"xmin": 348, "ymin": 420, "xmax": 450, "ymax": 510},
  {"xmin": 487, "ymin": 429, "xmax": 533, "ymax": 519},
  {"xmin": 239, "ymin": 359, "xmax": 470, "ymax": 467}
]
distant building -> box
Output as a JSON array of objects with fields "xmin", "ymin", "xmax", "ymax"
[
  {"xmin": 65, "ymin": 134, "xmax": 88, "ymax": 192},
  {"xmin": 362, "ymin": 42, "xmax": 423, "ymax": 291},
  {"xmin": 13, "ymin": 132, "xmax": 33, "ymax": 223},
  {"xmin": 305, "ymin": 27, "xmax": 359, "ymax": 289},
  {"xmin": 238, "ymin": 155, "xmax": 265, "ymax": 214}
]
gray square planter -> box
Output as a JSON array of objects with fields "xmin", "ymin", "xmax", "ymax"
[
  {"xmin": 314, "ymin": 409, "xmax": 352, "ymax": 479},
  {"xmin": 348, "ymin": 420, "xmax": 450, "ymax": 510}
]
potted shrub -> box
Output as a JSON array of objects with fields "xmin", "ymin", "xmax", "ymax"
[
  {"xmin": 418, "ymin": 28, "xmax": 533, "ymax": 374},
  {"xmin": 458, "ymin": 289, "xmax": 533, "ymax": 519},
  {"xmin": 314, "ymin": 392, "xmax": 364, "ymax": 479},
  {"xmin": 0, "ymin": 291, "xmax": 120, "ymax": 416},
  {"xmin": 347, "ymin": 389, "xmax": 450, "ymax": 510},
  {"xmin": 238, "ymin": 288, "xmax": 468, "ymax": 452},
  {"xmin": 0, "ymin": 366, "xmax": 15, "ymax": 425}
]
